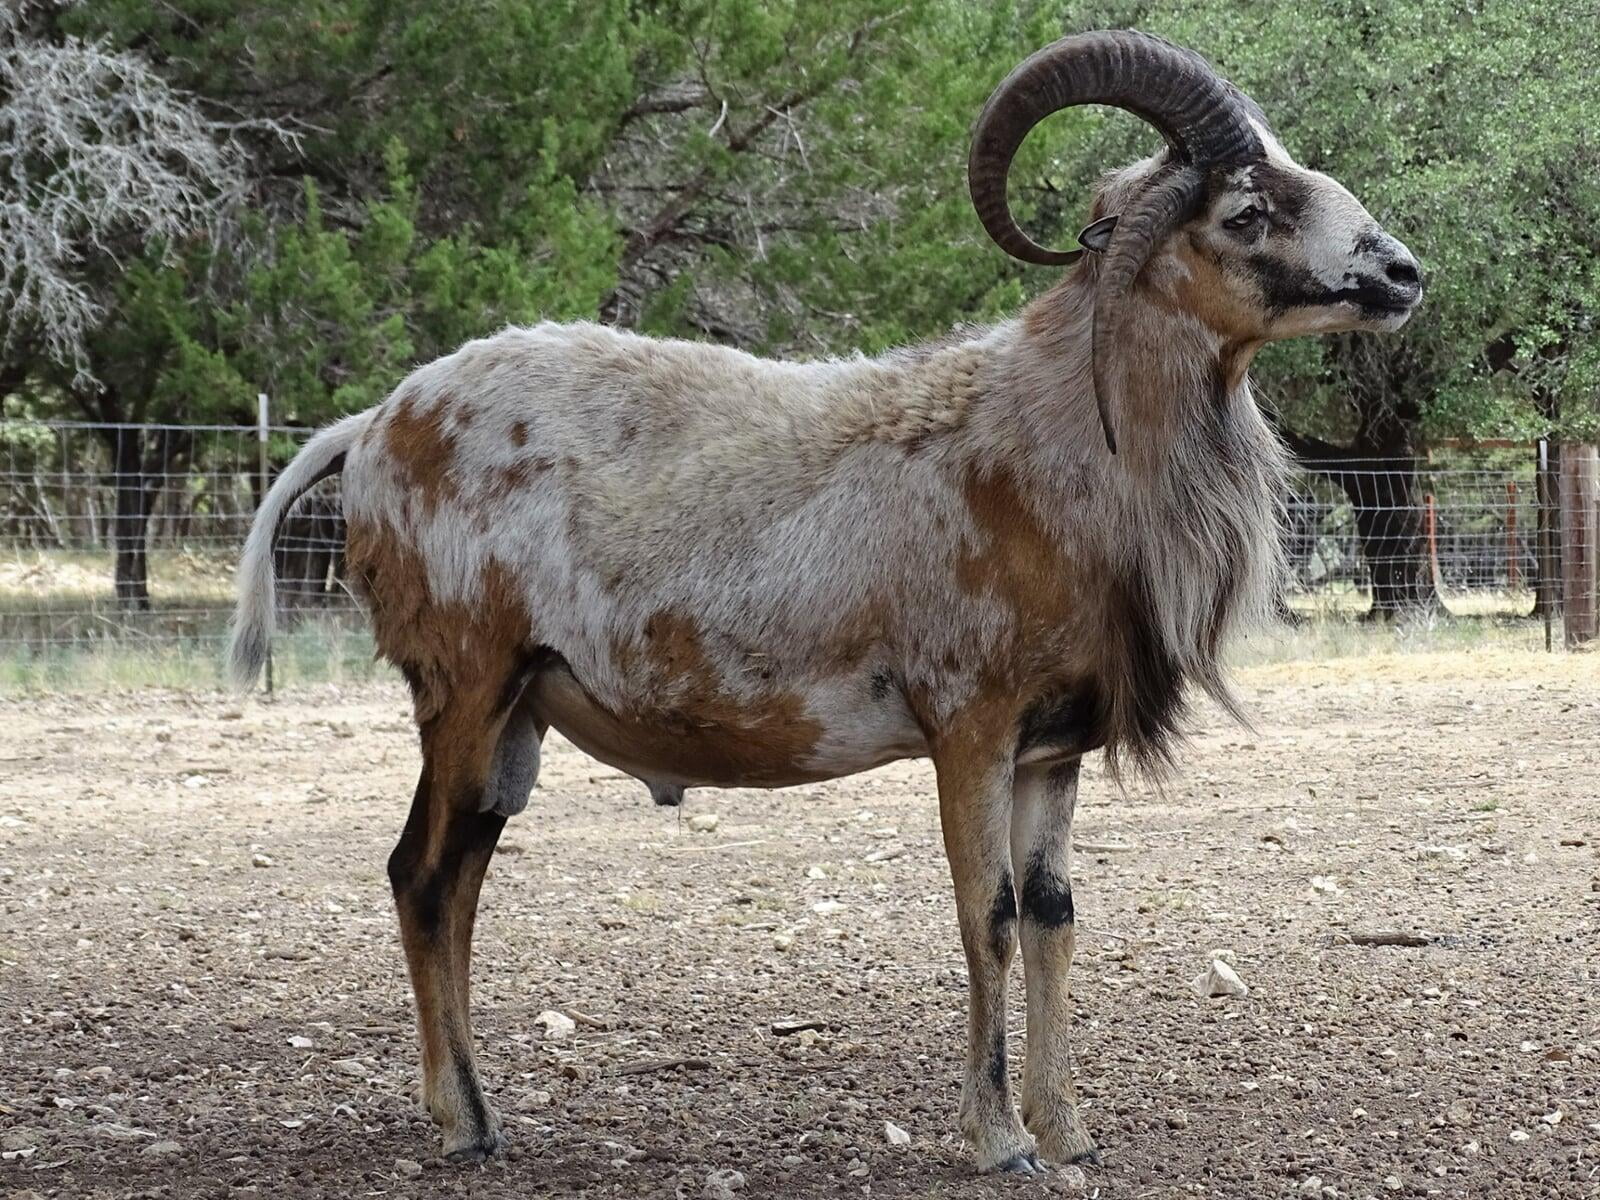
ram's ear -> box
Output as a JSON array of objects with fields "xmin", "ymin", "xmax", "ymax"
[{"xmin": 1077, "ymin": 214, "xmax": 1119, "ymax": 253}]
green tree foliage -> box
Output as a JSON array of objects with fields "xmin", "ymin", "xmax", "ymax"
[{"xmin": 1, "ymin": 0, "xmax": 1595, "ymax": 608}]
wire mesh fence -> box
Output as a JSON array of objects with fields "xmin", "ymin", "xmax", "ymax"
[
  {"xmin": 0, "ymin": 418, "xmax": 1595, "ymax": 682},
  {"xmin": 0, "ymin": 420, "xmax": 358, "ymax": 662}
]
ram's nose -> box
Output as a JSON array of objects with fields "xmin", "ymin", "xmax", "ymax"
[{"xmin": 1380, "ymin": 244, "xmax": 1423, "ymax": 305}]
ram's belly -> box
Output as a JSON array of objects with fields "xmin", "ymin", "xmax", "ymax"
[{"xmin": 530, "ymin": 663, "xmax": 927, "ymax": 789}]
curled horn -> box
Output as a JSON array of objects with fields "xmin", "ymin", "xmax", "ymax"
[{"xmin": 967, "ymin": 30, "xmax": 1263, "ymax": 451}]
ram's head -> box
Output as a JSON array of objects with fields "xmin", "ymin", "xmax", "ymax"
[{"xmin": 969, "ymin": 30, "xmax": 1423, "ymax": 451}]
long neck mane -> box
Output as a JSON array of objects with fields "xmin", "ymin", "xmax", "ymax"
[{"xmin": 975, "ymin": 271, "xmax": 1292, "ymax": 775}]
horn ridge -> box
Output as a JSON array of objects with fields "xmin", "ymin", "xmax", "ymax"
[{"xmin": 967, "ymin": 29, "xmax": 1262, "ymax": 265}]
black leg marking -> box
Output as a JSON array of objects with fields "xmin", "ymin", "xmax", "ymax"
[
  {"xmin": 444, "ymin": 1050, "xmax": 498, "ymax": 1159},
  {"xmin": 988, "ymin": 872, "xmax": 1017, "ymax": 963},
  {"xmin": 987, "ymin": 1028, "xmax": 1009, "ymax": 1092},
  {"xmin": 1020, "ymin": 852, "xmax": 1075, "ymax": 928}
]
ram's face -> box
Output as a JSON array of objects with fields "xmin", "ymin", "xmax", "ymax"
[{"xmin": 1171, "ymin": 150, "xmax": 1423, "ymax": 343}]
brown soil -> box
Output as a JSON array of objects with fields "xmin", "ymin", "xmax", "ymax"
[{"xmin": 2, "ymin": 650, "xmax": 1597, "ymax": 1199}]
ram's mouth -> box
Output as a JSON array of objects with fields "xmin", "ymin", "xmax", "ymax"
[{"xmin": 1333, "ymin": 284, "xmax": 1419, "ymax": 318}]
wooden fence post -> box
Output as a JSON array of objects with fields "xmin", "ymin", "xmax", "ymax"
[{"xmin": 1560, "ymin": 443, "xmax": 1598, "ymax": 647}]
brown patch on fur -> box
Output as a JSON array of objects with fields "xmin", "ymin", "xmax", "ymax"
[
  {"xmin": 515, "ymin": 610, "xmax": 826, "ymax": 787},
  {"xmin": 1158, "ymin": 235, "xmax": 1265, "ymax": 389},
  {"xmin": 344, "ymin": 517, "xmax": 532, "ymax": 727},
  {"xmin": 383, "ymin": 394, "xmax": 462, "ymax": 514},
  {"xmin": 1157, "ymin": 234, "xmax": 1258, "ymax": 342},
  {"xmin": 509, "ymin": 420, "xmax": 529, "ymax": 448},
  {"xmin": 489, "ymin": 454, "xmax": 555, "ymax": 501},
  {"xmin": 956, "ymin": 465, "xmax": 1081, "ymax": 649}
]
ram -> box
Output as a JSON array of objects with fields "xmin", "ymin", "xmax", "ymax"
[{"xmin": 230, "ymin": 31, "xmax": 1421, "ymax": 1173}]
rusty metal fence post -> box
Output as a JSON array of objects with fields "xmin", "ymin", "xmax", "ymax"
[{"xmin": 1561, "ymin": 442, "xmax": 1598, "ymax": 647}]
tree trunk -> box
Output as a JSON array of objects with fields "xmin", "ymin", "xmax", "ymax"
[
  {"xmin": 1280, "ymin": 422, "xmax": 1441, "ymax": 621},
  {"xmin": 1345, "ymin": 461, "xmax": 1439, "ymax": 619},
  {"xmin": 110, "ymin": 427, "xmax": 154, "ymax": 610},
  {"xmin": 99, "ymin": 425, "xmax": 194, "ymax": 612}
]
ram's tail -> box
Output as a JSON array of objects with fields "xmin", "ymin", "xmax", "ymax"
[{"xmin": 228, "ymin": 411, "xmax": 372, "ymax": 689}]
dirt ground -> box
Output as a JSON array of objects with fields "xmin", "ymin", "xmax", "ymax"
[{"xmin": 2, "ymin": 649, "xmax": 1597, "ymax": 1200}]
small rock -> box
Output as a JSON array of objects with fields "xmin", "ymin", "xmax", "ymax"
[
  {"xmin": 331, "ymin": 1059, "xmax": 366, "ymax": 1078},
  {"xmin": 771, "ymin": 1018, "xmax": 828, "ymax": 1037},
  {"xmin": 704, "ymin": 1167, "xmax": 746, "ymax": 1199},
  {"xmin": 1508, "ymin": 1129, "xmax": 1530, "ymax": 1143},
  {"xmin": 864, "ymin": 845, "xmax": 905, "ymax": 864},
  {"xmin": 535, "ymin": 1010, "xmax": 576, "ymax": 1041},
  {"xmin": 687, "ymin": 813, "xmax": 720, "ymax": 833},
  {"xmin": 1414, "ymin": 844, "xmax": 1467, "ymax": 861},
  {"xmin": 143, "ymin": 1140, "xmax": 183, "ymax": 1157},
  {"xmin": 1383, "ymin": 1175, "xmax": 1402, "ymax": 1191},
  {"xmin": 811, "ymin": 899, "xmax": 845, "ymax": 916},
  {"xmin": 1165, "ymin": 1110, "xmax": 1188, "ymax": 1129},
  {"xmin": 1, "ymin": 1129, "xmax": 40, "ymax": 1153},
  {"xmin": 1191, "ymin": 958, "xmax": 1248, "ymax": 999},
  {"xmin": 91, "ymin": 1123, "xmax": 156, "ymax": 1141},
  {"xmin": 1462, "ymin": 1140, "xmax": 1480, "ymax": 1155},
  {"xmin": 1310, "ymin": 875, "xmax": 1341, "ymax": 895},
  {"xmin": 286, "ymin": 1035, "xmax": 314, "ymax": 1050},
  {"xmin": 393, "ymin": 1157, "xmax": 423, "ymax": 1178},
  {"xmin": 780, "ymin": 1154, "xmax": 804, "ymax": 1168},
  {"xmin": 516, "ymin": 1090, "xmax": 552, "ymax": 1111},
  {"xmin": 183, "ymin": 774, "xmax": 210, "ymax": 789},
  {"xmin": 1074, "ymin": 838, "xmax": 1139, "ymax": 854},
  {"xmin": 1540, "ymin": 1109, "xmax": 1563, "ymax": 1126},
  {"xmin": 1445, "ymin": 1099, "xmax": 1473, "ymax": 1126},
  {"xmin": 1055, "ymin": 1164, "xmax": 1089, "ymax": 1194},
  {"xmin": 251, "ymin": 853, "xmax": 274, "ymax": 868},
  {"xmin": 804, "ymin": 866, "xmax": 828, "ymax": 880},
  {"xmin": 1298, "ymin": 1177, "xmax": 1322, "ymax": 1198},
  {"xmin": 772, "ymin": 932, "xmax": 795, "ymax": 951},
  {"xmin": 884, "ymin": 1120, "xmax": 911, "ymax": 1147}
]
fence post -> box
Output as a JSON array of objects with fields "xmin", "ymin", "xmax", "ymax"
[
  {"xmin": 1560, "ymin": 442, "xmax": 1598, "ymax": 648},
  {"xmin": 1424, "ymin": 492, "xmax": 1442, "ymax": 596},
  {"xmin": 1538, "ymin": 439, "xmax": 1554, "ymax": 652},
  {"xmin": 257, "ymin": 393, "xmax": 274, "ymax": 694},
  {"xmin": 1505, "ymin": 480, "xmax": 1519, "ymax": 589}
]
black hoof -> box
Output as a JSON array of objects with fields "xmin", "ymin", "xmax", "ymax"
[
  {"xmin": 1069, "ymin": 1147, "xmax": 1103, "ymax": 1167},
  {"xmin": 445, "ymin": 1130, "xmax": 505, "ymax": 1163},
  {"xmin": 997, "ymin": 1151, "xmax": 1040, "ymax": 1174}
]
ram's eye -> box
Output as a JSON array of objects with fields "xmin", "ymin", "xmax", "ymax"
[{"xmin": 1223, "ymin": 205, "xmax": 1264, "ymax": 231}]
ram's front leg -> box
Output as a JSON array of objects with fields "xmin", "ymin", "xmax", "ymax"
[
  {"xmin": 933, "ymin": 740, "xmax": 1036, "ymax": 1173},
  {"xmin": 1012, "ymin": 760, "xmax": 1099, "ymax": 1165}
]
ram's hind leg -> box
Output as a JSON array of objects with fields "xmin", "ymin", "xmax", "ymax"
[{"xmin": 388, "ymin": 686, "xmax": 511, "ymax": 1160}]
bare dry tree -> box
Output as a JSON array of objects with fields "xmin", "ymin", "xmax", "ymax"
[{"xmin": 0, "ymin": 1, "xmax": 262, "ymax": 382}]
